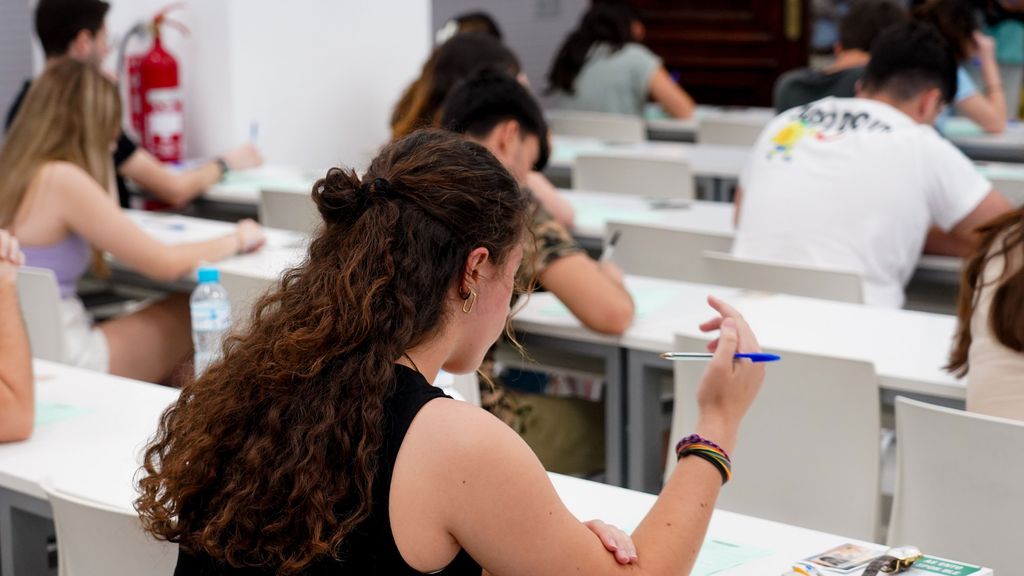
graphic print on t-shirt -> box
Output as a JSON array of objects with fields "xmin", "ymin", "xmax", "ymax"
[{"xmin": 766, "ymin": 102, "xmax": 894, "ymax": 161}]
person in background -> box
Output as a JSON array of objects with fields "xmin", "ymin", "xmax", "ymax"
[
  {"xmin": 915, "ymin": 0, "xmax": 1009, "ymax": 133},
  {"xmin": 547, "ymin": 0, "xmax": 695, "ymax": 119},
  {"xmin": 0, "ymin": 60, "xmax": 265, "ymax": 383},
  {"xmin": 442, "ymin": 68, "xmax": 635, "ymax": 474},
  {"xmin": 774, "ymin": 0, "xmax": 908, "ymax": 112},
  {"xmin": 138, "ymin": 128, "xmax": 766, "ymax": 576},
  {"xmin": 949, "ymin": 207, "xmax": 1024, "ymax": 420},
  {"xmin": 733, "ymin": 22, "xmax": 1013, "ymax": 308},
  {"xmin": 0, "ymin": 230, "xmax": 33, "ymax": 443},
  {"xmin": 978, "ymin": 0, "xmax": 1024, "ymax": 118},
  {"xmin": 4, "ymin": 0, "xmax": 262, "ymax": 209},
  {"xmin": 393, "ymin": 33, "xmax": 576, "ymax": 228},
  {"xmin": 435, "ymin": 10, "xmax": 503, "ymax": 44}
]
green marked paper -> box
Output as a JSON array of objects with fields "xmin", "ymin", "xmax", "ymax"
[
  {"xmin": 691, "ymin": 538, "xmax": 773, "ymax": 575},
  {"xmin": 35, "ymin": 403, "xmax": 93, "ymax": 426},
  {"xmin": 910, "ymin": 556, "xmax": 983, "ymax": 576}
]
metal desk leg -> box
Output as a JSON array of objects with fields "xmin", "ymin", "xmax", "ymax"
[
  {"xmin": 0, "ymin": 487, "xmax": 54, "ymax": 576},
  {"xmin": 626, "ymin": 350, "xmax": 673, "ymax": 494}
]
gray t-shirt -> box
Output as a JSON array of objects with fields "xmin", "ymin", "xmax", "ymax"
[
  {"xmin": 555, "ymin": 42, "xmax": 662, "ymax": 117},
  {"xmin": 773, "ymin": 66, "xmax": 864, "ymax": 112}
]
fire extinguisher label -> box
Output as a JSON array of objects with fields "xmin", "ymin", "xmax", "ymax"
[{"xmin": 145, "ymin": 88, "xmax": 184, "ymax": 162}]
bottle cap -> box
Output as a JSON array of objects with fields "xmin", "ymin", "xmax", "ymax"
[{"xmin": 197, "ymin": 267, "xmax": 220, "ymax": 284}]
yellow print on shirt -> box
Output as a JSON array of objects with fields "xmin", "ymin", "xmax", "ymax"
[{"xmin": 767, "ymin": 120, "xmax": 821, "ymax": 161}]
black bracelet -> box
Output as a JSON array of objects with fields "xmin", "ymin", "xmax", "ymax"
[{"xmin": 215, "ymin": 157, "xmax": 230, "ymax": 180}]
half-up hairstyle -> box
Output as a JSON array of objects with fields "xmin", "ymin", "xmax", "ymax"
[
  {"xmin": 136, "ymin": 129, "xmax": 530, "ymax": 574},
  {"xmin": 949, "ymin": 207, "xmax": 1024, "ymax": 376},
  {"xmin": 546, "ymin": 1, "xmax": 639, "ymax": 95}
]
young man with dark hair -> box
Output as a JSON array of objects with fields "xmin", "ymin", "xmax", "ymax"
[
  {"xmin": 735, "ymin": 21, "xmax": 1013, "ymax": 308},
  {"xmin": 5, "ymin": 0, "xmax": 261, "ymax": 209},
  {"xmin": 442, "ymin": 68, "xmax": 634, "ymax": 475},
  {"xmin": 774, "ymin": 0, "xmax": 908, "ymax": 112}
]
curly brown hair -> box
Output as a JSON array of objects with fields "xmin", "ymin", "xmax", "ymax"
[
  {"xmin": 949, "ymin": 207, "xmax": 1024, "ymax": 376},
  {"xmin": 135, "ymin": 129, "xmax": 530, "ymax": 574}
]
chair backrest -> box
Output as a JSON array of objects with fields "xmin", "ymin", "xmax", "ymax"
[
  {"xmin": 889, "ymin": 397, "xmax": 1024, "ymax": 574},
  {"xmin": 219, "ymin": 271, "xmax": 275, "ymax": 332},
  {"xmin": 697, "ymin": 117, "xmax": 765, "ymax": 147},
  {"xmin": 703, "ymin": 251, "xmax": 864, "ymax": 303},
  {"xmin": 573, "ymin": 153, "xmax": 696, "ymax": 200},
  {"xmin": 259, "ymin": 188, "xmax": 320, "ymax": 233},
  {"xmin": 16, "ymin": 266, "xmax": 63, "ymax": 362},
  {"xmin": 667, "ymin": 335, "xmax": 881, "ymax": 541},
  {"xmin": 546, "ymin": 110, "xmax": 646, "ymax": 144},
  {"xmin": 607, "ymin": 222, "xmax": 731, "ymax": 283},
  {"xmin": 42, "ymin": 482, "xmax": 177, "ymax": 576}
]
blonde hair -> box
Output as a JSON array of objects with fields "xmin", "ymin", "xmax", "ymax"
[{"xmin": 0, "ymin": 58, "xmax": 120, "ymax": 227}]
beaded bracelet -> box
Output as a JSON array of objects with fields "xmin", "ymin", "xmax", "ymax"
[{"xmin": 675, "ymin": 433, "xmax": 732, "ymax": 484}]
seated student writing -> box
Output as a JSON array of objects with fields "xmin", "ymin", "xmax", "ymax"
[
  {"xmin": 5, "ymin": 0, "xmax": 262, "ymax": 209},
  {"xmin": 733, "ymin": 22, "xmax": 1013, "ymax": 308},
  {"xmin": 774, "ymin": 0, "xmax": 908, "ymax": 112},
  {"xmin": 914, "ymin": 0, "xmax": 1008, "ymax": 134},
  {"xmin": 393, "ymin": 32, "xmax": 575, "ymax": 228},
  {"xmin": 547, "ymin": 0, "xmax": 695, "ymax": 119},
  {"xmin": 0, "ymin": 59, "xmax": 265, "ymax": 383},
  {"xmin": 442, "ymin": 68, "xmax": 634, "ymax": 335},
  {"xmin": 949, "ymin": 207, "xmax": 1024, "ymax": 421},
  {"xmin": 138, "ymin": 129, "xmax": 767, "ymax": 576},
  {"xmin": 0, "ymin": 230, "xmax": 33, "ymax": 442}
]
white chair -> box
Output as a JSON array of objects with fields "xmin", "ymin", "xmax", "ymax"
[
  {"xmin": 666, "ymin": 335, "xmax": 881, "ymax": 541},
  {"xmin": 573, "ymin": 153, "xmax": 696, "ymax": 200},
  {"xmin": 697, "ymin": 117, "xmax": 765, "ymax": 147},
  {"xmin": 41, "ymin": 482, "xmax": 177, "ymax": 576},
  {"xmin": 259, "ymin": 188, "xmax": 320, "ymax": 233},
  {"xmin": 703, "ymin": 251, "xmax": 864, "ymax": 303},
  {"xmin": 607, "ymin": 222, "xmax": 732, "ymax": 284},
  {"xmin": 545, "ymin": 110, "xmax": 646, "ymax": 144},
  {"xmin": 16, "ymin": 266, "xmax": 63, "ymax": 363},
  {"xmin": 889, "ymin": 397, "xmax": 1024, "ymax": 574},
  {"xmin": 219, "ymin": 271, "xmax": 275, "ymax": 333}
]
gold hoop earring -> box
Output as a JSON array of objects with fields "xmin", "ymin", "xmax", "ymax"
[{"xmin": 462, "ymin": 288, "xmax": 478, "ymax": 314}]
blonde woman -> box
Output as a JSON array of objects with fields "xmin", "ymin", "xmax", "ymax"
[{"xmin": 0, "ymin": 59, "xmax": 265, "ymax": 383}]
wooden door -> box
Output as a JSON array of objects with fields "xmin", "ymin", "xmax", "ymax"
[{"xmin": 633, "ymin": 0, "xmax": 810, "ymax": 107}]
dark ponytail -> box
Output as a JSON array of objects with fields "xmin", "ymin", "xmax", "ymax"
[
  {"xmin": 137, "ymin": 129, "xmax": 530, "ymax": 574},
  {"xmin": 546, "ymin": 2, "xmax": 638, "ymax": 94}
]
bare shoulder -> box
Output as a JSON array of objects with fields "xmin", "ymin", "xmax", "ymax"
[{"xmin": 36, "ymin": 161, "xmax": 105, "ymax": 199}]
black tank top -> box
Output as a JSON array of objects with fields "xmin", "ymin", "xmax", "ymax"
[{"xmin": 174, "ymin": 364, "xmax": 482, "ymax": 576}]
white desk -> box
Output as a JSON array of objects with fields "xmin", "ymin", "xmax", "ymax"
[
  {"xmin": 643, "ymin": 104, "xmax": 776, "ymax": 143},
  {"xmin": 941, "ymin": 117, "xmax": 1024, "ymax": 163},
  {"xmin": 511, "ymin": 275, "xmax": 965, "ymax": 491},
  {"xmin": 547, "ymin": 136, "xmax": 752, "ymax": 186},
  {"xmin": 0, "ymin": 361, "xmax": 989, "ymax": 576}
]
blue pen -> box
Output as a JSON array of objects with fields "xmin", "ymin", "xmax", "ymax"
[
  {"xmin": 659, "ymin": 352, "xmax": 781, "ymax": 363},
  {"xmin": 250, "ymin": 121, "xmax": 259, "ymax": 146}
]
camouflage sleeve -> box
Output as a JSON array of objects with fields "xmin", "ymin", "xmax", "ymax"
[{"xmin": 518, "ymin": 200, "xmax": 584, "ymax": 289}]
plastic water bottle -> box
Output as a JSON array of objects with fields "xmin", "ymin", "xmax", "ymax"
[{"xmin": 191, "ymin": 267, "xmax": 231, "ymax": 378}]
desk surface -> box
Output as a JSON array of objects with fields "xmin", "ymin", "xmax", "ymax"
[
  {"xmin": 643, "ymin": 104, "xmax": 776, "ymax": 143},
  {"xmin": 549, "ymin": 136, "xmax": 752, "ymax": 180},
  {"xmin": 0, "ymin": 360, "xmax": 987, "ymax": 575},
  {"xmin": 512, "ymin": 275, "xmax": 964, "ymax": 400}
]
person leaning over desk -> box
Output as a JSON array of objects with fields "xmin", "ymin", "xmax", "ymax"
[
  {"xmin": 4, "ymin": 0, "xmax": 262, "ymax": 209},
  {"xmin": 0, "ymin": 60, "xmax": 265, "ymax": 384},
  {"xmin": 0, "ymin": 230, "xmax": 33, "ymax": 442},
  {"xmin": 137, "ymin": 129, "xmax": 767, "ymax": 575}
]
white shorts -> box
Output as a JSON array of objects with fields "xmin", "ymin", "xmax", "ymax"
[{"xmin": 59, "ymin": 298, "xmax": 110, "ymax": 373}]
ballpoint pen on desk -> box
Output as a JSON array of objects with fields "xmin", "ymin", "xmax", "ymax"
[
  {"xmin": 250, "ymin": 121, "xmax": 259, "ymax": 147},
  {"xmin": 660, "ymin": 352, "xmax": 781, "ymax": 363},
  {"xmin": 600, "ymin": 230, "xmax": 621, "ymax": 262}
]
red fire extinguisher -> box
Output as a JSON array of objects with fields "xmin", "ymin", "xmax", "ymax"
[{"xmin": 126, "ymin": 4, "xmax": 188, "ymax": 163}]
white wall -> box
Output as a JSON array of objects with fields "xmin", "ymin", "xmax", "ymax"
[
  {"xmin": 431, "ymin": 0, "xmax": 588, "ymax": 106},
  {"xmin": 35, "ymin": 0, "xmax": 431, "ymax": 170}
]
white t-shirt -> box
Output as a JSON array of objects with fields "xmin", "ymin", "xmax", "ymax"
[{"xmin": 734, "ymin": 97, "xmax": 991, "ymax": 307}]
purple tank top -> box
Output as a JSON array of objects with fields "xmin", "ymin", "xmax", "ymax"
[{"xmin": 22, "ymin": 234, "xmax": 91, "ymax": 299}]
